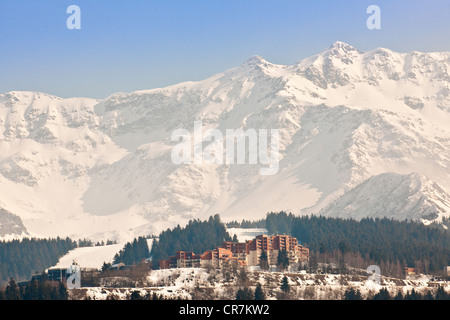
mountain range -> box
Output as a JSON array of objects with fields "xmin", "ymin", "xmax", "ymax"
[{"xmin": 1, "ymin": 41, "xmax": 449, "ymax": 242}]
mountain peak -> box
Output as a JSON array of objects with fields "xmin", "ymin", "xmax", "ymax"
[
  {"xmin": 329, "ymin": 41, "xmax": 352, "ymax": 49},
  {"xmin": 326, "ymin": 41, "xmax": 362, "ymax": 55},
  {"xmin": 243, "ymin": 55, "xmax": 268, "ymax": 66}
]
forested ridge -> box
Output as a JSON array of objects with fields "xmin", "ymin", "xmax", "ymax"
[
  {"xmin": 232, "ymin": 211, "xmax": 450, "ymax": 275},
  {"xmin": 1, "ymin": 211, "xmax": 449, "ymax": 287},
  {"xmin": 0, "ymin": 237, "xmax": 77, "ymax": 285},
  {"xmin": 113, "ymin": 236, "xmax": 150, "ymax": 265},
  {"xmin": 150, "ymin": 214, "xmax": 232, "ymax": 264}
]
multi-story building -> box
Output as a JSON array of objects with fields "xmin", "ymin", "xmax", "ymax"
[
  {"xmin": 158, "ymin": 234, "xmax": 309, "ymax": 270},
  {"xmin": 176, "ymin": 251, "xmax": 202, "ymax": 268},
  {"xmin": 240, "ymin": 234, "xmax": 308, "ymax": 267},
  {"xmin": 222, "ymin": 241, "xmax": 247, "ymax": 261},
  {"xmin": 201, "ymin": 247, "xmax": 246, "ymax": 268}
]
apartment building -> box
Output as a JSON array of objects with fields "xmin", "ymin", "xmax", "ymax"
[{"xmin": 158, "ymin": 234, "xmax": 309, "ymax": 270}]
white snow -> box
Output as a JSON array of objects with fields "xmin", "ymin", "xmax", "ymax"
[
  {"xmin": 51, "ymin": 243, "xmax": 125, "ymax": 269},
  {"xmin": 1, "ymin": 42, "xmax": 450, "ymax": 242},
  {"xmin": 78, "ymin": 268, "xmax": 450, "ymax": 300},
  {"xmin": 226, "ymin": 227, "xmax": 268, "ymax": 242}
]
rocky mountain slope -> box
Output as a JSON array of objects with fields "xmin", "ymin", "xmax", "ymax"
[{"xmin": 1, "ymin": 42, "xmax": 449, "ymax": 241}]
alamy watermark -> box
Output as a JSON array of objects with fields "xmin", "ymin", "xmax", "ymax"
[
  {"xmin": 366, "ymin": 5, "xmax": 381, "ymax": 30},
  {"xmin": 367, "ymin": 265, "xmax": 381, "ymax": 284},
  {"xmin": 66, "ymin": 5, "xmax": 81, "ymax": 30},
  {"xmin": 66, "ymin": 264, "xmax": 81, "ymax": 289},
  {"xmin": 171, "ymin": 121, "xmax": 280, "ymax": 176}
]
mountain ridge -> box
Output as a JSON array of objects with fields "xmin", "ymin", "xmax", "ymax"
[{"xmin": 1, "ymin": 42, "xmax": 449, "ymax": 241}]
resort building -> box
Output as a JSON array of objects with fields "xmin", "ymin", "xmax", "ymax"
[{"xmin": 159, "ymin": 234, "xmax": 309, "ymax": 270}]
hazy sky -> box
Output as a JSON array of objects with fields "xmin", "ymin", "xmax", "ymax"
[{"xmin": 1, "ymin": 0, "xmax": 449, "ymax": 99}]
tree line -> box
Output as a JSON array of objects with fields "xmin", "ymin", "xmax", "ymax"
[
  {"xmin": 0, "ymin": 276, "xmax": 69, "ymax": 300},
  {"xmin": 0, "ymin": 237, "xmax": 77, "ymax": 285},
  {"xmin": 113, "ymin": 236, "xmax": 150, "ymax": 265},
  {"xmin": 344, "ymin": 286, "xmax": 449, "ymax": 300},
  {"xmin": 235, "ymin": 211, "xmax": 450, "ymax": 276},
  {"xmin": 150, "ymin": 215, "xmax": 232, "ymax": 265}
]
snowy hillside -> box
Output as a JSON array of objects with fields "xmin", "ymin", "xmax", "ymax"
[
  {"xmin": 79, "ymin": 267, "xmax": 449, "ymax": 301},
  {"xmin": 319, "ymin": 172, "xmax": 450, "ymax": 223},
  {"xmin": 49, "ymin": 239, "xmax": 153, "ymax": 270},
  {"xmin": 50, "ymin": 243, "xmax": 125, "ymax": 270},
  {"xmin": 1, "ymin": 42, "xmax": 449, "ymax": 242}
]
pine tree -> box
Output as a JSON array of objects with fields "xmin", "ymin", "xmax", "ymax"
[
  {"xmin": 58, "ymin": 282, "xmax": 69, "ymax": 300},
  {"xmin": 130, "ymin": 291, "xmax": 142, "ymax": 300},
  {"xmin": 424, "ymin": 290, "xmax": 434, "ymax": 301},
  {"xmin": 24, "ymin": 279, "xmax": 40, "ymax": 300},
  {"xmin": 259, "ymin": 250, "xmax": 269, "ymax": 270},
  {"xmin": 280, "ymin": 276, "xmax": 290, "ymax": 293},
  {"xmin": 277, "ymin": 249, "xmax": 289, "ymax": 271},
  {"xmin": 435, "ymin": 286, "xmax": 449, "ymax": 300},
  {"xmin": 343, "ymin": 287, "xmax": 363, "ymax": 300},
  {"xmin": 238, "ymin": 268, "xmax": 248, "ymax": 285},
  {"xmin": 405, "ymin": 289, "xmax": 421, "ymax": 300},
  {"xmin": 373, "ymin": 287, "xmax": 391, "ymax": 300},
  {"xmin": 50, "ymin": 287, "xmax": 59, "ymax": 300},
  {"xmin": 4, "ymin": 278, "xmax": 20, "ymax": 300},
  {"xmin": 254, "ymin": 283, "xmax": 265, "ymax": 300},
  {"xmin": 102, "ymin": 261, "xmax": 112, "ymax": 272},
  {"xmin": 236, "ymin": 287, "xmax": 254, "ymax": 300},
  {"xmin": 393, "ymin": 290, "xmax": 404, "ymax": 300}
]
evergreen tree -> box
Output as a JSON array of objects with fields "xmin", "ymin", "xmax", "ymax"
[
  {"xmin": 25, "ymin": 279, "xmax": 40, "ymax": 300},
  {"xmin": 0, "ymin": 237, "xmax": 76, "ymax": 284},
  {"xmin": 38, "ymin": 281, "xmax": 51, "ymax": 300},
  {"xmin": 130, "ymin": 290, "xmax": 142, "ymax": 300},
  {"xmin": 101, "ymin": 262, "xmax": 112, "ymax": 272},
  {"xmin": 280, "ymin": 276, "xmax": 290, "ymax": 293},
  {"xmin": 58, "ymin": 282, "xmax": 69, "ymax": 300},
  {"xmin": 4, "ymin": 278, "xmax": 20, "ymax": 300},
  {"xmin": 114, "ymin": 236, "xmax": 149, "ymax": 265},
  {"xmin": 50, "ymin": 287, "xmax": 59, "ymax": 300},
  {"xmin": 435, "ymin": 286, "xmax": 449, "ymax": 300},
  {"xmin": 259, "ymin": 250, "xmax": 269, "ymax": 270},
  {"xmin": 373, "ymin": 287, "xmax": 391, "ymax": 300},
  {"xmin": 343, "ymin": 287, "xmax": 362, "ymax": 300},
  {"xmin": 236, "ymin": 287, "xmax": 254, "ymax": 300},
  {"xmin": 308, "ymin": 254, "xmax": 318, "ymax": 273},
  {"xmin": 263, "ymin": 212, "xmax": 450, "ymax": 276},
  {"xmin": 405, "ymin": 289, "xmax": 422, "ymax": 300},
  {"xmin": 150, "ymin": 215, "xmax": 232, "ymax": 266},
  {"xmin": 277, "ymin": 249, "xmax": 289, "ymax": 271},
  {"xmin": 254, "ymin": 283, "xmax": 265, "ymax": 300},
  {"xmin": 424, "ymin": 290, "xmax": 434, "ymax": 301},
  {"xmin": 238, "ymin": 268, "xmax": 249, "ymax": 285},
  {"xmin": 393, "ymin": 290, "xmax": 404, "ymax": 300}
]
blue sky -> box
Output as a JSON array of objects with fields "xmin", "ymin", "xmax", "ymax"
[{"xmin": 0, "ymin": 0, "xmax": 449, "ymax": 99}]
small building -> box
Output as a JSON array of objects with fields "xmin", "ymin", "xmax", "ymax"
[
  {"xmin": 201, "ymin": 248, "xmax": 235, "ymax": 268},
  {"xmin": 47, "ymin": 267, "xmax": 68, "ymax": 282},
  {"xmin": 405, "ymin": 267, "xmax": 417, "ymax": 275},
  {"xmin": 111, "ymin": 262, "xmax": 126, "ymax": 270},
  {"xmin": 46, "ymin": 261, "xmax": 98, "ymax": 282}
]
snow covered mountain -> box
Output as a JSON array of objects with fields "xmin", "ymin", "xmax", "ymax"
[
  {"xmin": 319, "ymin": 172, "xmax": 450, "ymax": 223},
  {"xmin": 1, "ymin": 42, "xmax": 449, "ymax": 241}
]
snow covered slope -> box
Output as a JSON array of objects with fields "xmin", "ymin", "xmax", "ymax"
[
  {"xmin": 319, "ymin": 172, "xmax": 450, "ymax": 223},
  {"xmin": 50, "ymin": 243, "xmax": 125, "ymax": 270},
  {"xmin": 1, "ymin": 42, "xmax": 449, "ymax": 241}
]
